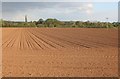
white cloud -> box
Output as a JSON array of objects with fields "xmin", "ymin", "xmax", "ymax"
[
  {"xmin": 87, "ymin": 3, "xmax": 93, "ymax": 8},
  {"xmin": 78, "ymin": 3, "xmax": 93, "ymax": 15}
]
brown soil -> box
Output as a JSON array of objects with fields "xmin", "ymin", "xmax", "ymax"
[{"xmin": 2, "ymin": 28, "xmax": 118, "ymax": 77}]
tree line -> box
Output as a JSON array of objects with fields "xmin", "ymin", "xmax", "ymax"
[{"xmin": 1, "ymin": 18, "xmax": 120, "ymax": 28}]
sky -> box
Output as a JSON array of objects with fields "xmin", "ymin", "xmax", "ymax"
[
  {"xmin": 1, "ymin": 1, "xmax": 119, "ymax": 22},
  {"xmin": 1, "ymin": 0, "xmax": 120, "ymax": 2},
  {"xmin": 118, "ymin": 2, "xmax": 120, "ymax": 22}
]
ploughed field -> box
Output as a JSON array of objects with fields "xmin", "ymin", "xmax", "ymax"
[{"xmin": 2, "ymin": 28, "xmax": 118, "ymax": 77}]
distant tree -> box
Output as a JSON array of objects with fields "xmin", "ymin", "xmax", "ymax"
[
  {"xmin": 37, "ymin": 18, "xmax": 44, "ymax": 24},
  {"xmin": 1, "ymin": 18, "xmax": 119, "ymax": 28},
  {"xmin": 75, "ymin": 21, "xmax": 79, "ymax": 26},
  {"xmin": 45, "ymin": 18, "xmax": 62, "ymax": 27}
]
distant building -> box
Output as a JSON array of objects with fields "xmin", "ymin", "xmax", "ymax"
[{"xmin": 25, "ymin": 15, "xmax": 27, "ymax": 22}]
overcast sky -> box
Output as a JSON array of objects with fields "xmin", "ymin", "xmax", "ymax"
[
  {"xmin": 2, "ymin": 2, "xmax": 118, "ymax": 22},
  {"xmin": 2, "ymin": 0, "xmax": 120, "ymax": 2}
]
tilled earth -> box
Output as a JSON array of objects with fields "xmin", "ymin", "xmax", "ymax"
[{"xmin": 2, "ymin": 28, "xmax": 118, "ymax": 77}]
